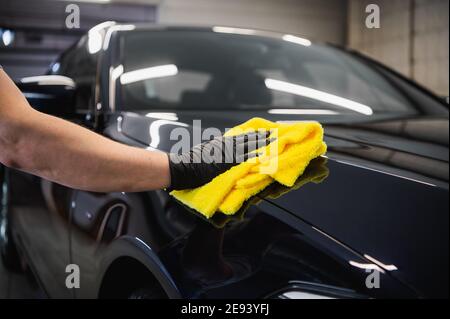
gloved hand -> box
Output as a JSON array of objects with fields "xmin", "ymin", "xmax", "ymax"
[{"xmin": 168, "ymin": 131, "xmax": 270, "ymax": 190}]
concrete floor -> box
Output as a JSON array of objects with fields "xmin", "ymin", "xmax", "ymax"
[{"xmin": 0, "ymin": 245, "xmax": 45, "ymax": 299}]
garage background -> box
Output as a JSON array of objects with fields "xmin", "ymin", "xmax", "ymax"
[{"xmin": 0, "ymin": 0, "xmax": 448, "ymax": 97}]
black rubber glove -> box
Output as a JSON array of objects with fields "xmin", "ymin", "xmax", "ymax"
[{"xmin": 168, "ymin": 131, "xmax": 270, "ymax": 190}]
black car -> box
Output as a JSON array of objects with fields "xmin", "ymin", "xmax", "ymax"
[{"xmin": 1, "ymin": 24, "xmax": 448, "ymax": 299}]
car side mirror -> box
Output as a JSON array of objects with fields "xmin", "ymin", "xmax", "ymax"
[{"xmin": 17, "ymin": 75, "xmax": 76, "ymax": 117}]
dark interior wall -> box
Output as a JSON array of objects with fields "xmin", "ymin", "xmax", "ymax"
[
  {"xmin": 0, "ymin": 0, "xmax": 157, "ymax": 80},
  {"xmin": 348, "ymin": 0, "xmax": 449, "ymax": 96}
]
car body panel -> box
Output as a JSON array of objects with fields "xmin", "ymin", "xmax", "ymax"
[
  {"xmin": 106, "ymin": 110, "xmax": 449, "ymax": 298},
  {"xmin": 8, "ymin": 173, "xmax": 73, "ymax": 298}
]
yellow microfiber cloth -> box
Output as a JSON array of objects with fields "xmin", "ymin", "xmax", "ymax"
[
  {"xmin": 170, "ymin": 117, "xmax": 327, "ymax": 218},
  {"xmin": 205, "ymin": 157, "xmax": 329, "ymax": 229}
]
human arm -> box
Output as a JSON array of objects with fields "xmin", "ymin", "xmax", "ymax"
[
  {"xmin": 0, "ymin": 68, "xmax": 267, "ymax": 192},
  {"xmin": 0, "ymin": 68, "xmax": 171, "ymax": 192}
]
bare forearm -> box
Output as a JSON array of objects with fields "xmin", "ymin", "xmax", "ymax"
[
  {"xmin": 0, "ymin": 69, "xmax": 170, "ymax": 192},
  {"xmin": 14, "ymin": 111, "xmax": 170, "ymax": 192}
]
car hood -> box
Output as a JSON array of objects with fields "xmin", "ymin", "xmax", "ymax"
[
  {"xmin": 106, "ymin": 110, "xmax": 449, "ymax": 297},
  {"xmin": 116, "ymin": 110, "xmax": 448, "ymax": 186}
]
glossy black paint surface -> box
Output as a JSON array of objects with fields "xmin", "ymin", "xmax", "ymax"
[{"xmin": 5, "ymin": 26, "xmax": 449, "ymax": 299}]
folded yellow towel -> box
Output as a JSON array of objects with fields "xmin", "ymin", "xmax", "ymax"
[
  {"xmin": 208, "ymin": 157, "xmax": 329, "ymax": 229},
  {"xmin": 170, "ymin": 118, "xmax": 327, "ymax": 218}
]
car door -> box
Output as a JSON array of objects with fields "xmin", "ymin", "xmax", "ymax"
[
  {"xmin": 8, "ymin": 169, "xmax": 74, "ymax": 297},
  {"xmin": 69, "ymin": 190, "xmax": 129, "ymax": 298},
  {"xmin": 8, "ymin": 36, "xmax": 100, "ymax": 298}
]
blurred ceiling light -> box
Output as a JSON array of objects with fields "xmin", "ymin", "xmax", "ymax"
[
  {"xmin": 111, "ymin": 64, "xmax": 124, "ymax": 83},
  {"xmin": 1, "ymin": 29, "xmax": 14, "ymax": 46},
  {"xmin": 89, "ymin": 21, "xmax": 116, "ymax": 33},
  {"xmin": 212, "ymin": 26, "xmax": 256, "ymax": 35},
  {"xmin": 149, "ymin": 119, "xmax": 189, "ymax": 149},
  {"xmin": 120, "ymin": 64, "xmax": 178, "ymax": 85},
  {"xmin": 268, "ymin": 109, "xmax": 339, "ymax": 115},
  {"xmin": 364, "ymin": 255, "xmax": 398, "ymax": 271},
  {"xmin": 21, "ymin": 75, "xmax": 76, "ymax": 87},
  {"xmin": 265, "ymin": 78, "xmax": 373, "ymax": 116},
  {"xmin": 88, "ymin": 31, "xmax": 103, "ymax": 54},
  {"xmin": 146, "ymin": 112, "xmax": 179, "ymax": 121},
  {"xmin": 87, "ymin": 21, "xmax": 115, "ymax": 54},
  {"xmin": 282, "ymin": 34, "xmax": 311, "ymax": 46},
  {"xmin": 349, "ymin": 261, "xmax": 384, "ymax": 273},
  {"xmin": 103, "ymin": 24, "xmax": 136, "ymax": 50},
  {"xmin": 109, "ymin": 64, "xmax": 124, "ymax": 110}
]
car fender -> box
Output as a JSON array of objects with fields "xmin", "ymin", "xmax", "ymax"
[{"xmin": 95, "ymin": 235, "xmax": 181, "ymax": 298}]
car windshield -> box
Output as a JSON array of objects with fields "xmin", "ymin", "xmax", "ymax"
[{"xmin": 119, "ymin": 30, "xmax": 446, "ymax": 117}]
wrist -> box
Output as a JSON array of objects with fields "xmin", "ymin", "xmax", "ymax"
[{"xmin": 167, "ymin": 152, "xmax": 187, "ymax": 191}]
